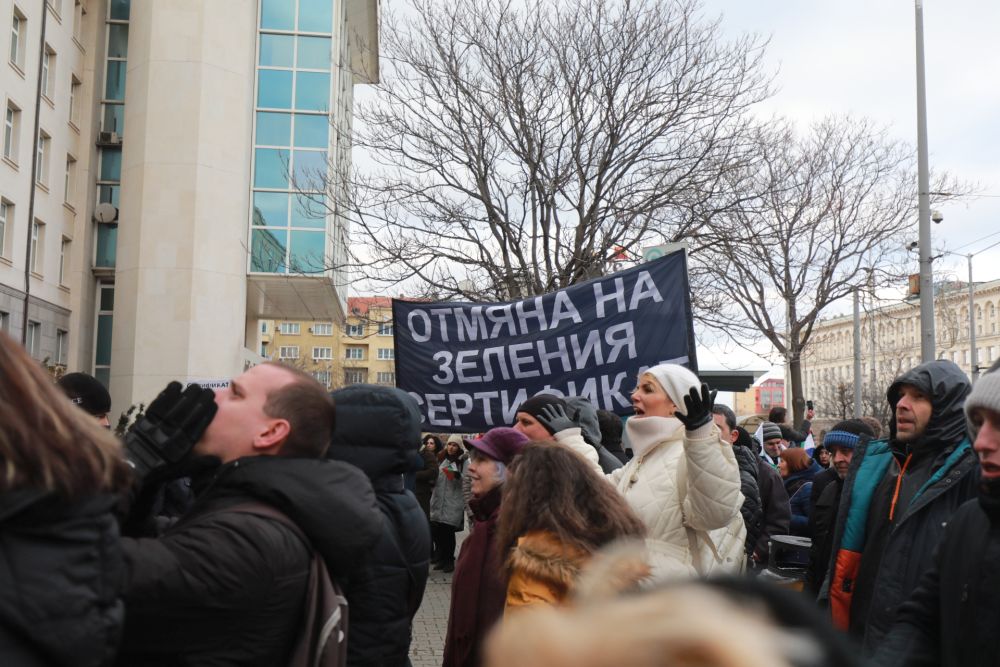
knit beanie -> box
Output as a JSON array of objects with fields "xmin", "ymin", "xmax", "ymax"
[
  {"xmin": 823, "ymin": 418, "xmax": 875, "ymax": 451},
  {"xmin": 643, "ymin": 363, "xmax": 700, "ymax": 416},
  {"xmin": 760, "ymin": 421, "xmax": 783, "ymax": 442},
  {"xmin": 57, "ymin": 372, "xmax": 111, "ymax": 416},
  {"xmin": 966, "ymin": 358, "xmax": 1000, "ymax": 437},
  {"xmin": 516, "ymin": 394, "xmax": 570, "ymax": 434}
]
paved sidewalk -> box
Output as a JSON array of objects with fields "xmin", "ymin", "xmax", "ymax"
[{"xmin": 409, "ymin": 530, "xmax": 468, "ymax": 667}]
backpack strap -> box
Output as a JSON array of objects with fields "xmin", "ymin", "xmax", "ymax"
[{"xmin": 215, "ymin": 502, "xmax": 349, "ymax": 667}]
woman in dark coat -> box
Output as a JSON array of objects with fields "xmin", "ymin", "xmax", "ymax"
[
  {"xmin": 0, "ymin": 333, "xmax": 132, "ymax": 666},
  {"xmin": 443, "ymin": 427, "xmax": 529, "ymax": 667},
  {"xmin": 415, "ymin": 434, "xmax": 442, "ymax": 517},
  {"xmin": 779, "ymin": 448, "xmax": 822, "ymax": 536}
]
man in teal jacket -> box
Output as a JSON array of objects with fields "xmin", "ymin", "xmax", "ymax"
[{"xmin": 818, "ymin": 360, "xmax": 978, "ymax": 656}]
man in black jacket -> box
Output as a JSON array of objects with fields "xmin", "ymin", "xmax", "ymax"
[
  {"xmin": 873, "ymin": 359, "xmax": 1000, "ymax": 666},
  {"xmin": 118, "ymin": 363, "xmax": 382, "ymax": 666},
  {"xmin": 328, "ymin": 385, "xmax": 432, "ymax": 667},
  {"xmin": 713, "ymin": 405, "xmax": 763, "ymax": 559},
  {"xmin": 735, "ymin": 426, "xmax": 790, "ymax": 567},
  {"xmin": 818, "ymin": 360, "xmax": 979, "ymax": 657}
]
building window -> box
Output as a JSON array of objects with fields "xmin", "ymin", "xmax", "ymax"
[
  {"xmin": 94, "ymin": 284, "xmax": 114, "ymax": 388},
  {"xmin": 344, "ymin": 369, "xmax": 366, "ymax": 385},
  {"xmin": 376, "ymin": 371, "xmax": 395, "ymax": 385},
  {"xmin": 64, "ymin": 155, "xmax": 76, "ymax": 204},
  {"xmin": 58, "ymin": 237, "xmax": 69, "ymax": 283},
  {"xmin": 10, "ymin": 7, "xmax": 26, "ymax": 69},
  {"xmin": 345, "ymin": 322, "xmax": 364, "ymax": 337},
  {"xmin": 4, "ymin": 102, "xmax": 20, "ymax": 162},
  {"xmin": 279, "ymin": 321, "xmax": 300, "ymax": 335},
  {"xmin": 69, "ymin": 76, "xmax": 81, "ymax": 125},
  {"xmin": 278, "ymin": 345, "xmax": 299, "ymax": 359},
  {"xmin": 29, "ymin": 220, "xmax": 43, "ymax": 274},
  {"xmin": 36, "ymin": 131, "xmax": 50, "ymax": 185},
  {"xmin": 26, "ymin": 320, "xmax": 40, "ymax": 357},
  {"xmin": 0, "ymin": 200, "xmax": 9, "ymax": 257},
  {"xmin": 377, "ymin": 348, "xmax": 394, "ymax": 360},
  {"xmin": 261, "ymin": 321, "xmax": 268, "ymax": 333},
  {"xmin": 312, "ymin": 346, "xmax": 332, "ymax": 360},
  {"xmin": 41, "ymin": 46, "xmax": 56, "ymax": 100},
  {"xmin": 313, "ymin": 370, "xmax": 331, "ymax": 387},
  {"xmin": 72, "ymin": 0, "xmax": 84, "ymax": 41},
  {"xmin": 55, "ymin": 329, "xmax": 68, "ymax": 365},
  {"xmin": 0, "ymin": 311, "xmax": 8, "ymax": 332},
  {"xmin": 345, "ymin": 346, "xmax": 363, "ymax": 360},
  {"xmin": 312, "ymin": 322, "xmax": 332, "ymax": 335},
  {"xmin": 378, "ymin": 321, "xmax": 393, "ymax": 336}
]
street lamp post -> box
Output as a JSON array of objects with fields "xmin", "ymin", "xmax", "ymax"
[{"xmin": 915, "ymin": 1, "xmax": 935, "ymax": 362}]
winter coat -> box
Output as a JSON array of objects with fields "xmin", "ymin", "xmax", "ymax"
[
  {"xmin": 809, "ymin": 468, "xmax": 840, "ymax": 517},
  {"xmin": 504, "ymin": 530, "xmax": 589, "ymax": 612},
  {"xmin": 789, "ymin": 481, "xmax": 813, "ymax": 536},
  {"xmin": 783, "ymin": 460, "xmax": 822, "ymax": 498},
  {"xmin": 562, "ymin": 396, "xmax": 623, "ymax": 474},
  {"xmin": 819, "ymin": 361, "xmax": 978, "ymax": 655},
  {"xmin": 553, "ymin": 427, "xmax": 602, "ymax": 475},
  {"xmin": 806, "ymin": 475, "xmax": 843, "ymax": 596},
  {"xmin": 327, "ymin": 384, "xmax": 433, "ymax": 667},
  {"xmin": 0, "ymin": 490, "xmax": 123, "ymax": 667},
  {"xmin": 733, "ymin": 443, "xmax": 763, "ymax": 557},
  {"xmin": 872, "ymin": 489, "xmax": 1000, "ymax": 667},
  {"xmin": 443, "ymin": 485, "xmax": 507, "ymax": 667},
  {"xmin": 755, "ymin": 459, "xmax": 791, "ymax": 562},
  {"xmin": 430, "ymin": 453, "xmax": 467, "ymax": 529},
  {"xmin": 414, "ymin": 447, "xmax": 438, "ymax": 516},
  {"xmin": 118, "ymin": 456, "xmax": 381, "ymax": 666},
  {"xmin": 608, "ymin": 416, "xmax": 744, "ymax": 581}
]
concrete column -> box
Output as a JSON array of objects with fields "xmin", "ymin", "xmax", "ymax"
[{"xmin": 110, "ymin": 0, "xmax": 257, "ymax": 409}]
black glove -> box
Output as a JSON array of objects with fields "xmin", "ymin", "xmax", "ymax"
[
  {"xmin": 536, "ymin": 404, "xmax": 578, "ymax": 436},
  {"xmin": 124, "ymin": 381, "xmax": 218, "ymax": 480},
  {"xmin": 675, "ymin": 383, "xmax": 717, "ymax": 431}
]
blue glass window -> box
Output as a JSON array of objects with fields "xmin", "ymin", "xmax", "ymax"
[
  {"xmin": 256, "ymin": 112, "xmax": 291, "ymax": 146},
  {"xmin": 253, "ymin": 191, "xmax": 289, "ymax": 227},
  {"xmin": 295, "ymin": 72, "xmax": 329, "ymax": 111},
  {"xmin": 98, "ymin": 184, "xmax": 120, "ymax": 207},
  {"xmin": 260, "ymin": 0, "xmax": 294, "ymax": 30},
  {"xmin": 105, "ymin": 61, "xmax": 127, "ymax": 100},
  {"xmin": 257, "ymin": 69, "xmax": 293, "ymax": 109},
  {"xmin": 102, "ymin": 104, "xmax": 125, "ymax": 135},
  {"xmin": 259, "ymin": 33, "xmax": 294, "ymax": 67},
  {"xmin": 298, "ymin": 0, "xmax": 333, "ymax": 33},
  {"xmin": 100, "ymin": 148, "xmax": 122, "ymax": 181},
  {"xmin": 294, "ymin": 114, "xmax": 328, "ymax": 148},
  {"xmin": 296, "ymin": 36, "xmax": 330, "ymax": 70},
  {"xmin": 96, "ymin": 314, "xmax": 114, "ymax": 365},
  {"xmin": 254, "ymin": 148, "xmax": 290, "ymax": 188},
  {"xmin": 108, "ymin": 24, "xmax": 129, "ymax": 58},
  {"xmin": 109, "ymin": 0, "xmax": 130, "ymax": 20},
  {"xmin": 292, "ymin": 150, "xmax": 326, "ymax": 188},
  {"xmin": 96, "ymin": 224, "xmax": 118, "ymax": 268},
  {"xmin": 251, "ymin": 229, "xmax": 288, "ymax": 273},
  {"xmin": 291, "ymin": 194, "xmax": 326, "ymax": 228},
  {"xmin": 290, "ymin": 230, "xmax": 325, "ymax": 273},
  {"xmin": 100, "ymin": 287, "xmax": 115, "ymax": 310}
]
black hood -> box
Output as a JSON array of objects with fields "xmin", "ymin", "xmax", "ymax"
[
  {"xmin": 212, "ymin": 456, "xmax": 381, "ymax": 576},
  {"xmin": 886, "ymin": 360, "xmax": 971, "ymax": 452},
  {"xmin": 328, "ymin": 384, "xmax": 422, "ymax": 479}
]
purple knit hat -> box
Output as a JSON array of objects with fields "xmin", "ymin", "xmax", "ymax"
[{"xmin": 463, "ymin": 427, "xmax": 530, "ymax": 465}]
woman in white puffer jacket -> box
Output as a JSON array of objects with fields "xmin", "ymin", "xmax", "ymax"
[{"xmin": 609, "ymin": 363, "xmax": 745, "ymax": 582}]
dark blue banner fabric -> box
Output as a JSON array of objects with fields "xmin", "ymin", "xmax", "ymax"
[{"xmin": 392, "ymin": 252, "xmax": 698, "ymax": 431}]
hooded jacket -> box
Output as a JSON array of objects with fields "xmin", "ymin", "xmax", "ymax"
[
  {"xmin": 328, "ymin": 384, "xmax": 432, "ymax": 667},
  {"xmin": 504, "ymin": 530, "xmax": 589, "ymax": 612},
  {"xmin": 0, "ymin": 491, "xmax": 123, "ymax": 667},
  {"xmin": 562, "ymin": 396, "xmax": 624, "ymax": 474},
  {"xmin": 819, "ymin": 360, "xmax": 979, "ymax": 655},
  {"xmin": 118, "ymin": 456, "xmax": 381, "ymax": 666}
]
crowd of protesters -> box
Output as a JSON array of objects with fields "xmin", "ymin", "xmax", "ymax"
[{"xmin": 2, "ymin": 323, "xmax": 999, "ymax": 667}]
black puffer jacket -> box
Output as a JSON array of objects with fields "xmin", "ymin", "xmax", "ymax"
[
  {"xmin": 563, "ymin": 395, "xmax": 623, "ymax": 474},
  {"xmin": 732, "ymin": 443, "xmax": 763, "ymax": 556},
  {"xmin": 118, "ymin": 456, "xmax": 380, "ymax": 666},
  {"xmin": 329, "ymin": 385, "xmax": 432, "ymax": 667},
  {"xmin": 0, "ymin": 491, "xmax": 123, "ymax": 667},
  {"xmin": 873, "ymin": 483, "xmax": 1000, "ymax": 667}
]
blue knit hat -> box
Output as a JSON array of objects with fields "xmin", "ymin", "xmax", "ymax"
[{"xmin": 823, "ymin": 419, "xmax": 875, "ymax": 451}]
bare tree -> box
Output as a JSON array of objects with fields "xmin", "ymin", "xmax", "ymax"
[
  {"xmin": 341, "ymin": 0, "xmax": 770, "ymax": 300},
  {"xmin": 696, "ymin": 116, "xmax": 961, "ymax": 426}
]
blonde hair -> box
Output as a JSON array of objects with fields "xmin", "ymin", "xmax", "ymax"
[{"xmin": 0, "ymin": 333, "xmax": 131, "ymax": 498}]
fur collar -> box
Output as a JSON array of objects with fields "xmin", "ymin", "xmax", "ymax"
[{"xmin": 507, "ymin": 530, "xmax": 589, "ymax": 589}]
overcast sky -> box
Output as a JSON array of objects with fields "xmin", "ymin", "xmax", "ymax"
[{"xmin": 698, "ymin": 0, "xmax": 1000, "ymax": 374}]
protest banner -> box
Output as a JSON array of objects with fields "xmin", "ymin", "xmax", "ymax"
[{"xmin": 393, "ymin": 251, "xmax": 697, "ymax": 430}]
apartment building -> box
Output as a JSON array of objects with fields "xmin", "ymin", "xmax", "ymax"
[
  {"xmin": 733, "ymin": 378, "xmax": 784, "ymax": 418},
  {"xmin": 1, "ymin": 0, "xmax": 378, "ymax": 412},
  {"xmin": 262, "ymin": 296, "xmax": 396, "ymax": 389},
  {"xmin": 801, "ymin": 278, "xmax": 1000, "ymax": 413}
]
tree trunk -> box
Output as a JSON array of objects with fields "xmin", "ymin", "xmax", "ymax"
[{"xmin": 788, "ymin": 347, "xmax": 807, "ymax": 428}]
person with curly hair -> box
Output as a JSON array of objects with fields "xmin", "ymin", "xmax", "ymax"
[{"xmin": 496, "ymin": 442, "xmax": 646, "ymax": 612}]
